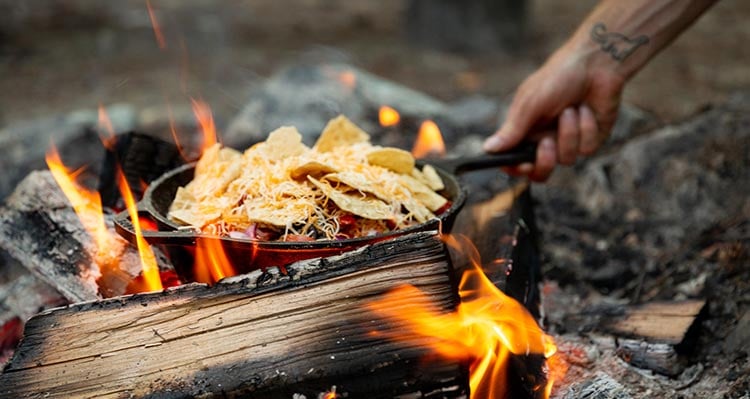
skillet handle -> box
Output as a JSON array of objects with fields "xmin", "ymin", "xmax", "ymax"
[
  {"xmin": 113, "ymin": 204, "xmax": 197, "ymax": 246},
  {"xmin": 431, "ymin": 141, "xmax": 537, "ymax": 175}
]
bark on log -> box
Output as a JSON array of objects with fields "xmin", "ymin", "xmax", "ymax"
[{"xmin": 0, "ymin": 232, "xmax": 469, "ymax": 398}]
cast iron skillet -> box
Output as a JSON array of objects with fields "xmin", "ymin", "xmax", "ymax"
[{"xmin": 114, "ymin": 143, "xmax": 536, "ymax": 278}]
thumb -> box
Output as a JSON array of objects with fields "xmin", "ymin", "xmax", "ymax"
[{"xmin": 483, "ymin": 100, "xmax": 538, "ymax": 152}]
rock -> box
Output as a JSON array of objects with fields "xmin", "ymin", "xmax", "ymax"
[
  {"xmin": 609, "ymin": 103, "xmax": 660, "ymax": 144},
  {"xmin": 724, "ymin": 309, "xmax": 750, "ymax": 355},
  {"xmin": 575, "ymin": 92, "xmax": 750, "ymax": 244}
]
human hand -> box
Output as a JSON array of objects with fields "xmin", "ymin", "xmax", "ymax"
[{"xmin": 483, "ymin": 44, "xmax": 626, "ymax": 181}]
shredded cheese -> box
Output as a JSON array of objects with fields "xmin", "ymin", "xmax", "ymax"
[{"xmin": 168, "ymin": 120, "xmax": 448, "ymax": 241}]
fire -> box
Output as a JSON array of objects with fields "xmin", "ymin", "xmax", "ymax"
[
  {"xmin": 378, "ymin": 105, "xmax": 401, "ymax": 127},
  {"xmin": 412, "ymin": 120, "xmax": 446, "ymax": 159},
  {"xmin": 191, "ymin": 98, "xmax": 218, "ymax": 153},
  {"xmin": 97, "ymin": 105, "xmax": 117, "ymax": 149},
  {"xmin": 367, "ymin": 235, "xmax": 564, "ymax": 398},
  {"xmin": 321, "ymin": 386, "xmax": 337, "ymax": 399},
  {"xmin": 167, "ymin": 102, "xmax": 191, "ymax": 161},
  {"xmin": 146, "ymin": 0, "xmax": 167, "ymax": 49},
  {"xmin": 193, "ymin": 237, "xmax": 236, "ymax": 284},
  {"xmin": 45, "ymin": 146, "xmax": 113, "ymax": 261},
  {"xmin": 116, "ymin": 167, "xmax": 164, "ymax": 292}
]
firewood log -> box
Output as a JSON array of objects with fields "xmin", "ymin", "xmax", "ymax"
[{"xmin": 0, "ymin": 232, "xmax": 469, "ymax": 398}]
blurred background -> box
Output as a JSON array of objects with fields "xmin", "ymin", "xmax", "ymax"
[{"xmin": 0, "ymin": 0, "xmax": 747, "ymax": 128}]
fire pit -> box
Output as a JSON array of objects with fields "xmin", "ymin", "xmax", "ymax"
[{"xmin": 0, "ymin": 100, "xmax": 555, "ymax": 398}]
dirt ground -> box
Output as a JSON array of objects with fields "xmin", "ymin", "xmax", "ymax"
[{"xmin": 1, "ymin": 0, "xmax": 748, "ymax": 127}]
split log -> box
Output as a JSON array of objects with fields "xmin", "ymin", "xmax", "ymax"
[
  {"xmin": 0, "ymin": 232, "xmax": 469, "ymax": 398},
  {"xmin": 569, "ymin": 300, "xmax": 706, "ymax": 376},
  {"xmin": 607, "ymin": 299, "xmax": 705, "ymax": 377},
  {"xmin": 0, "ymin": 171, "xmax": 169, "ymax": 301},
  {"xmin": 601, "ymin": 300, "xmax": 706, "ymax": 345}
]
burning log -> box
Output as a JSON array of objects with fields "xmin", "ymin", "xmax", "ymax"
[
  {"xmin": 0, "ymin": 232, "xmax": 469, "ymax": 398},
  {"xmin": 0, "ymin": 171, "xmax": 168, "ymax": 301}
]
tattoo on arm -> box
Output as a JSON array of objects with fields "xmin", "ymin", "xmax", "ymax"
[{"xmin": 590, "ymin": 23, "xmax": 650, "ymax": 62}]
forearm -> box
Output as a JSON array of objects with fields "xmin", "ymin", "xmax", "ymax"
[{"xmin": 563, "ymin": 0, "xmax": 718, "ymax": 81}]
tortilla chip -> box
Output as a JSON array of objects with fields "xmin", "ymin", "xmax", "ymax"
[
  {"xmin": 420, "ymin": 164, "xmax": 445, "ymax": 191},
  {"xmin": 308, "ymin": 177, "xmax": 392, "ymax": 220},
  {"xmin": 323, "ymin": 172, "xmax": 382, "ymax": 198},
  {"xmin": 263, "ymin": 126, "xmax": 308, "ymax": 160},
  {"xmin": 402, "ymin": 199, "xmax": 435, "ymax": 223},
  {"xmin": 168, "ymin": 188, "xmax": 221, "ymax": 226},
  {"xmin": 243, "ymin": 198, "xmax": 313, "ymax": 227},
  {"xmin": 314, "ymin": 115, "xmax": 370, "ymax": 153},
  {"xmin": 366, "ymin": 147, "xmax": 415, "ymax": 174},
  {"xmin": 290, "ymin": 161, "xmax": 338, "ymax": 180},
  {"xmin": 399, "ymin": 175, "xmax": 448, "ymax": 211}
]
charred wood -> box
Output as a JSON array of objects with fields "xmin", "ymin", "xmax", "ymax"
[
  {"xmin": 98, "ymin": 132, "xmax": 184, "ymax": 209},
  {"xmin": 0, "ymin": 171, "xmax": 169, "ymax": 301},
  {"xmin": 560, "ymin": 372, "xmax": 632, "ymax": 399}
]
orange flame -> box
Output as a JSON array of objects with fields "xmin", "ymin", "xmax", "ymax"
[
  {"xmin": 412, "ymin": 120, "xmax": 446, "ymax": 159},
  {"xmin": 146, "ymin": 0, "xmax": 167, "ymax": 49},
  {"xmin": 191, "ymin": 98, "xmax": 218, "ymax": 153},
  {"xmin": 166, "ymin": 102, "xmax": 191, "ymax": 161},
  {"xmin": 321, "ymin": 386, "xmax": 337, "ymax": 399},
  {"xmin": 117, "ymin": 168, "xmax": 163, "ymax": 292},
  {"xmin": 378, "ymin": 105, "xmax": 401, "ymax": 127},
  {"xmin": 193, "ymin": 237, "xmax": 236, "ymax": 284},
  {"xmin": 98, "ymin": 105, "xmax": 118, "ymax": 150},
  {"xmin": 367, "ymin": 235, "xmax": 564, "ymax": 398},
  {"xmin": 45, "ymin": 146, "xmax": 113, "ymax": 261}
]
